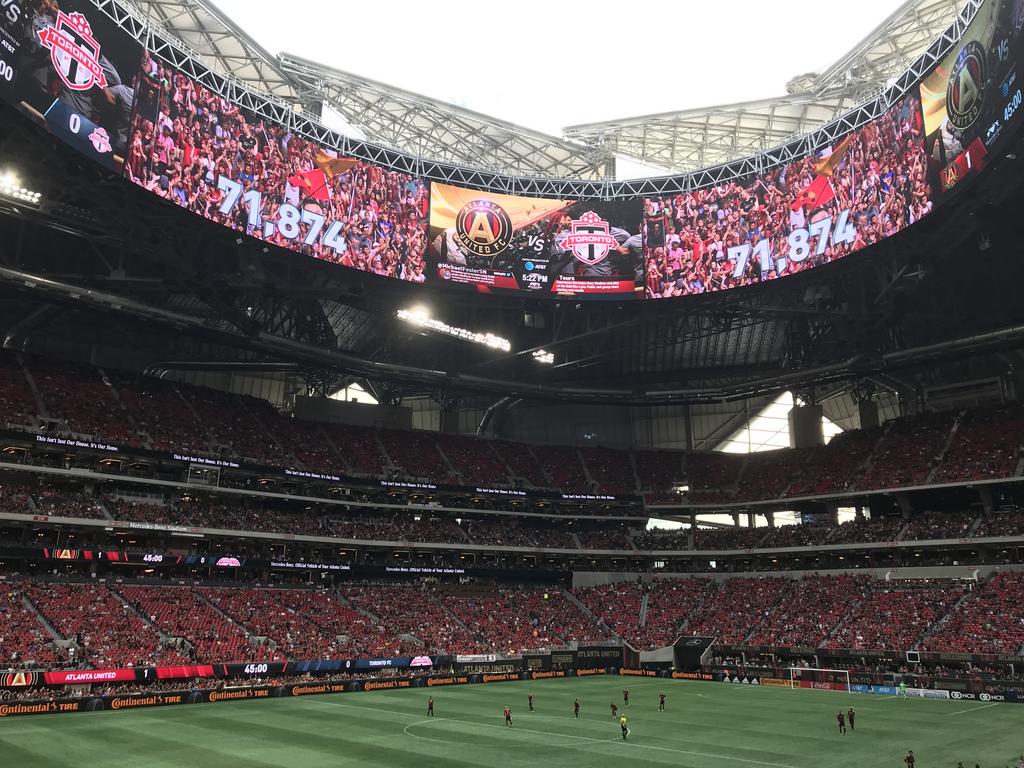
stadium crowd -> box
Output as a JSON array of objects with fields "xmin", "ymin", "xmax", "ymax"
[
  {"xmin": 3, "ymin": 475, "xmax": 1022, "ymax": 557},
  {"xmin": 3, "ymin": 354, "xmax": 1024, "ymax": 505},
  {"xmin": 0, "ymin": 573, "xmax": 1022, "ymax": 671}
]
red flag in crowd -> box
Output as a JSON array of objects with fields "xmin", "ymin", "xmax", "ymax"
[
  {"xmin": 790, "ymin": 174, "xmax": 835, "ymax": 212},
  {"xmin": 288, "ymin": 168, "xmax": 331, "ymax": 202}
]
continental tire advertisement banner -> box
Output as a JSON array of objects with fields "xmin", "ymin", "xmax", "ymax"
[
  {"xmin": 0, "ymin": 675, "xmax": 473, "ymax": 718},
  {"xmin": 671, "ymin": 671, "xmax": 714, "ymax": 681},
  {"xmin": 6, "ymin": 675, "xmax": 1019, "ymax": 717}
]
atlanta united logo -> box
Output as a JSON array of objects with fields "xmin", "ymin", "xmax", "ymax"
[
  {"xmin": 941, "ymin": 162, "xmax": 959, "ymax": 190},
  {"xmin": 562, "ymin": 211, "xmax": 618, "ymax": 266},
  {"xmin": 454, "ymin": 199, "xmax": 513, "ymax": 258},
  {"xmin": 37, "ymin": 12, "xmax": 108, "ymax": 92},
  {"xmin": 946, "ymin": 41, "xmax": 987, "ymax": 131}
]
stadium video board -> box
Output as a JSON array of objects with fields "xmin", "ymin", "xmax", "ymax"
[
  {"xmin": 123, "ymin": 54, "xmax": 430, "ymax": 283},
  {"xmin": 2, "ymin": 0, "xmax": 1024, "ymax": 301},
  {"xmin": 919, "ymin": 0, "xmax": 1024, "ymax": 198},
  {"xmin": 427, "ymin": 183, "xmax": 644, "ymax": 298},
  {"xmin": 0, "ymin": 0, "xmax": 142, "ymax": 171},
  {"xmin": 641, "ymin": 94, "xmax": 932, "ymax": 297}
]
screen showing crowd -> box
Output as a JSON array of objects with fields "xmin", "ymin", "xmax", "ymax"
[
  {"xmin": 123, "ymin": 53, "xmax": 429, "ymax": 282},
  {"xmin": 2, "ymin": 0, "xmax": 1024, "ymax": 300},
  {"xmin": 642, "ymin": 94, "xmax": 933, "ymax": 298}
]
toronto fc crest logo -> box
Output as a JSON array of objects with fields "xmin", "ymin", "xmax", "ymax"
[
  {"xmin": 37, "ymin": 12, "xmax": 108, "ymax": 92},
  {"xmin": 89, "ymin": 127, "xmax": 112, "ymax": 154},
  {"xmin": 562, "ymin": 211, "xmax": 618, "ymax": 266}
]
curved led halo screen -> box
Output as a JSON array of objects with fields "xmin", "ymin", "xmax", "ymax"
[
  {"xmin": 126, "ymin": 53, "xmax": 430, "ymax": 283},
  {"xmin": 642, "ymin": 94, "xmax": 930, "ymax": 297},
  {"xmin": 920, "ymin": 0, "xmax": 1023, "ymax": 199},
  {"xmin": 1, "ymin": 0, "xmax": 1022, "ymax": 299},
  {"xmin": 0, "ymin": 0, "xmax": 142, "ymax": 171}
]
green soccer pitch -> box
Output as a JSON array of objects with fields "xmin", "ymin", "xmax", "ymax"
[{"xmin": 0, "ymin": 677, "xmax": 1019, "ymax": 768}]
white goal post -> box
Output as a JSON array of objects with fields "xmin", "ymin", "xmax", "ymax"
[{"xmin": 787, "ymin": 666, "xmax": 851, "ymax": 692}]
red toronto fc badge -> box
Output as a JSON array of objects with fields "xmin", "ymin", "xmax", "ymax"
[
  {"xmin": 37, "ymin": 11, "xmax": 109, "ymax": 92},
  {"xmin": 89, "ymin": 127, "xmax": 112, "ymax": 154},
  {"xmin": 562, "ymin": 210, "xmax": 618, "ymax": 266}
]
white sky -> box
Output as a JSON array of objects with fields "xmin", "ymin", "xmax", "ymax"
[{"xmin": 214, "ymin": 0, "xmax": 904, "ymax": 136}]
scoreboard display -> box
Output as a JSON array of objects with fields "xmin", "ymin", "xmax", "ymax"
[{"xmin": 2, "ymin": 0, "xmax": 1023, "ymax": 300}]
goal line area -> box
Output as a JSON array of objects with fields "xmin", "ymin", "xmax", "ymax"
[{"xmin": 787, "ymin": 667, "xmax": 851, "ymax": 692}]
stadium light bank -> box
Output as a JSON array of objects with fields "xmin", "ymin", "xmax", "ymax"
[
  {"xmin": 0, "ymin": 171, "xmax": 42, "ymax": 207},
  {"xmin": 397, "ymin": 307, "xmax": 511, "ymax": 352}
]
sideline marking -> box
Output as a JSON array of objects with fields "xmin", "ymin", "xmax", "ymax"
[{"xmin": 943, "ymin": 702, "xmax": 1000, "ymax": 716}]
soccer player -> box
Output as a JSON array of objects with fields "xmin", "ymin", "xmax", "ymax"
[
  {"xmin": 574, "ymin": 698, "xmax": 580, "ymax": 719},
  {"xmin": 528, "ymin": 693, "xmax": 534, "ymax": 712},
  {"xmin": 610, "ymin": 702, "xmax": 618, "ymax": 718},
  {"xmin": 623, "ymin": 688, "xmax": 630, "ymax": 707},
  {"xmin": 619, "ymin": 714, "xmax": 629, "ymax": 740},
  {"xmin": 847, "ymin": 707, "xmax": 855, "ymax": 731},
  {"xmin": 905, "ymin": 750, "xmax": 915, "ymax": 768},
  {"xmin": 659, "ymin": 691, "xmax": 666, "ymax": 711},
  {"xmin": 836, "ymin": 711, "xmax": 846, "ymax": 734},
  {"xmin": 427, "ymin": 696, "xmax": 434, "ymax": 717},
  {"xmin": 504, "ymin": 705, "xmax": 512, "ymax": 727},
  {"xmin": 899, "ymin": 681, "xmax": 908, "ymax": 698}
]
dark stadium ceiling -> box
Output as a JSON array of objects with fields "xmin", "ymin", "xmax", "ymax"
[
  {"xmin": 4, "ymin": 101, "xmax": 1024, "ymax": 408},
  {"xmin": 114, "ymin": 0, "xmax": 964, "ymax": 177}
]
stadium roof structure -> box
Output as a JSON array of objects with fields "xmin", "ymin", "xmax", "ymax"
[
  {"xmin": 119, "ymin": 0, "xmax": 965, "ymax": 178},
  {"xmin": 565, "ymin": 0, "xmax": 967, "ymax": 172}
]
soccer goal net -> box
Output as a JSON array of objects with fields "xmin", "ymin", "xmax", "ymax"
[{"xmin": 787, "ymin": 667, "xmax": 851, "ymax": 693}]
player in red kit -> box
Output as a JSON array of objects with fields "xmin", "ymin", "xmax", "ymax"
[
  {"xmin": 623, "ymin": 688, "xmax": 630, "ymax": 707},
  {"xmin": 905, "ymin": 750, "xmax": 915, "ymax": 768},
  {"xmin": 610, "ymin": 702, "xmax": 618, "ymax": 718},
  {"xmin": 427, "ymin": 696, "xmax": 433, "ymax": 716},
  {"xmin": 659, "ymin": 691, "xmax": 666, "ymax": 711},
  {"xmin": 836, "ymin": 711, "xmax": 846, "ymax": 734},
  {"xmin": 847, "ymin": 707, "xmax": 855, "ymax": 731},
  {"xmin": 504, "ymin": 705, "xmax": 512, "ymax": 727}
]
